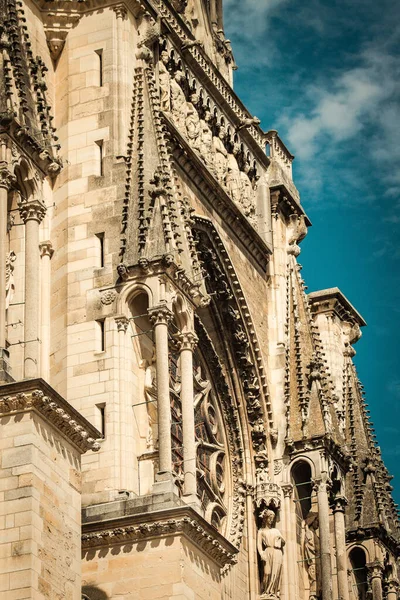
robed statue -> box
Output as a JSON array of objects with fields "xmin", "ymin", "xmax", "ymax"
[{"xmin": 257, "ymin": 508, "xmax": 285, "ymax": 598}]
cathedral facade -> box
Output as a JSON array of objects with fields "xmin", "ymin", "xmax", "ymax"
[{"xmin": 0, "ymin": 0, "xmax": 399, "ymax": 599}]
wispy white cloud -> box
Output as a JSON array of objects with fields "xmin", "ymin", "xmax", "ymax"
[
  {"xmin": 224, "ymin": 0, "xmax": 288, "ymax": 67},
  {"xmin": 224, "ymin": 0, "xmax": 287, "ymax": 38},
  {"xmin": 282, "ymin": 50, "xmax": 399, "ymax": 161}
]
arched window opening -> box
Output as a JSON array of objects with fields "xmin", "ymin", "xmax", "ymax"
[{"xmin": 349, "ymin": 547, "xmax": 368, "ymax": 600}]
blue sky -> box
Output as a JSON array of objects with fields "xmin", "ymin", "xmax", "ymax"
[{"xmin": 224, "ymin": 0, "xmax": 400, "ymax": 503}]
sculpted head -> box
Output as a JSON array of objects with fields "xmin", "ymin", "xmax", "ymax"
[{"xmin": 262, "ymin": 508, "xmax": 276, "ymax": 527}]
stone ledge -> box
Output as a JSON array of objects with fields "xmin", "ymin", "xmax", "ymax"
[
  {"xmin": 0, "ymin": 378, "xmax": 101, "ymax": 454},
  {"xmin": 308, "ymin": 287, "xmax": 367, "ymax": 327},
  {"xmin": 82, "ymin": 498, "xmax": 238, "ymax": 568}
]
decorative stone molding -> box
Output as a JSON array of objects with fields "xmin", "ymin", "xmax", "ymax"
[
  {"xmin": 115, "ymin": 315, "xmax": 129, "ymax": 333},
  {"xmin": 100, "ymin": 289, "xmax": 117, "ymax": 305},
  {"xmin": 0, "ymin": 168, "xmax": 16, "ymax": 190},
  {"xmin": 82, "ymin": 505, "xmax": 238, "ymax": 568},
  {"xmin": 39, "ymin": 240, "xmax": 54, "ymax": 259},
  {"xmin": 281, "ymin": 483, "xmax": 293, "ymax": 499},
  {"xmin": 148, "ymin": 304, "xmax": 174, "ymax": 326},
  {"xmin": 255, "ymin": 481, "xmax": 281, "ymax": 513},
  {"xmin": 113, "ymin": 4, "xmax": 128, "ymax": 19},
  {"xmin": 332, "ymin": 495, "xmax": 348, "ymax": 513},
  {"xmin": 18, "ymin": 198, "xmax": 46, "ymax": 223},
  {"xmin": 174, "ymin": 331, "xmax": 198, "ymax": 352},
  {"xmin": 308, "ymin": 287, "xmax": 366, "ymax": 328},
  {"xmin": 0, "ymin": 379, "xmax": 101, "ymax": 453}
]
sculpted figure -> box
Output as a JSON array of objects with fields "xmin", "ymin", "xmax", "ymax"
[
  {"xmin": 5, "ymin": 251, "xmax": 16, "ymax": 310},
  {"xmin": 159, "ymin": 51, "xmax": 171, "ymax": 112},
  {"xmin": 199, "ymin": 120, "xmax": 214, "ymax": 171},
  {"xmin": 304, "ymin": 512, "xmax": 321, "ymax": 599},
  {"xmin": 257, "ymin": 509, "xmax": 285, "ymax": 598},
  {"xmin": 212, "ymin": 126, "xmax": 228, "ymax": 184},
  {"xmin": 185, "ymin": 93, "xmax": 201, "ymax": 149},
  {"xmin": 144, "ymin": 353, "xmax": 158, "ymax": 450},
  {"xmin": 170, "ymin": 70, "xmax": 190, "ymax": 130},
  {"xmin": 225, "ymin": 145, "xmax": 242, "ymax": 204}
]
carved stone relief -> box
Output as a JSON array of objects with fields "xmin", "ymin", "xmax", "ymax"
[
  {"xmin": 157, "ymin": 41, "xmax": 259, "ymax": 226},
  {"xmin": 257, "ymin": 508, "xmax": 285, "ymax": 599}
]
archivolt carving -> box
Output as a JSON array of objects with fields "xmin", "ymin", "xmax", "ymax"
[
  {"xmin": 193, "ymin": 218, "xmax": 274, "ymax": 480},
  {"xmin": 195, "ymin": 318, "xmax": 245, "ymax": 549}
]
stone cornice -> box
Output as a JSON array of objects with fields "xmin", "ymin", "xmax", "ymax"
[
  {"xmin": 165, "ymin": 118, "xmax": 272, "ymax": 271},
  {"xmin": 269, "ymin": 184, "xmax": 311, "ymax": 226},
  {"xmin": 308, "ymin": 287, "xmax": 367, "ymax": 327},
  {"xmin": 116, "ymin": 259, "xmax": 210, "ymax": 308},
  {"xmin": 81, "ymin": 504, "xmax": 238, "ymax": 567},
  {"xmin": 346, "ymin": 525, "xmax": 400, "ymax": 555},
  {"xmin": 286, "ymin": 434, "xmax": 352, "ymax": 472},
  {"xmin": 0, "ymin": 379, "xmax": 101, "ymax": 453},
  {"xmin": 0, "ymin": 122, "xmax": 61, "ymax": 179}
]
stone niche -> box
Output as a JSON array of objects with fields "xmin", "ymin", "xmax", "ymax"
[{"xmin": 81, "ymin": 494, "xmax": 238, "ymax": 599}]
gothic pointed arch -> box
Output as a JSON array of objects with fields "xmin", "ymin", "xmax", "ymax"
[{"xmin": 192, "ymin": 214, "xmax": 274, "ymax": 481}]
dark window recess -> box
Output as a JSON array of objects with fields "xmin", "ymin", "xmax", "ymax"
[
  {"xmin": 95, "ymin": 232, "xmax": 105, "ymax": 267},
  {"xmin": 95, "ymin": 49, "xmax": 103, "ymax": 86},
  {"xmin": 96, "ymin": 404, "xmax": 106, "ymax": 438},
  {"xmin": 95, "ymin": 140, "xmax": 104, "ymax": 176},
  {"xmin": 96, "ymin": 319, "xmax": 106, "ymax": 352}
]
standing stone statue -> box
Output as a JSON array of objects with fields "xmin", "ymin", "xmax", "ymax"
[
  {"xmin": 257, "ymin": 508, "xmax": 285, "ymax": 598},
  {"xmin": 199, "ymin": 120, "xmax": 214, "ymax": 171},
  {"xmin": 144, "ymin": 353, "xmax": 158, "ymax": 450},
  {"xmin": 159, "ymin": 51, "xmax": 171, "ymax": 112},
  {"xmin": 170, "ymin": 70, "xmax": 190, "ymax": 130},
  {"xmin": 304, "ymin": 512, "xmax": 321, "ymax": 600},
  {"xmin": 5, "ymin": 251, "xmax": 16, "ymax": 310},
  {"xmin": 225, "ymin": 147, "xmax": 242, "ymax": 205},
  {"xmin": 212, "ymin": 126, "xmax": 228, "ymax": 184},
  {"xmin": 185, "ymin": 93, "xmax": 201, "ymax": 150}
]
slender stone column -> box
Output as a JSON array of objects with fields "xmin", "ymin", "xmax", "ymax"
[
  {"xmin": 387, "ymin": 578, "xmax": 399, "ymax": 600},
  {"xmin": 19, "ymin": 199, "xmax": 46, "ymax": 379},
  {"xmin": 0, "ymin": 169, "xmax": 14, "ymax": 351},
  {"xmin": 115, "ymin": 316, "xmax": 129, "ymax": 491},
  {"xmin": 39, "ymin": 241, "xmax": 53, "ymax": 381},
  {"xmin": 282, "ymin": 483, "xmax": 295, "ymax": 600},
  {"xmin": 148, "ymin": 304, "xmax": 174, "ymax": 490},
  {"xmin": 315, "ymin": 476, "xmax": 333, "ymax": 600},
  {"xmin": 332, "ymin": 496, "xmax": 349, "ymax": 600},
  {"xmin": 176, "ymin": 330, "xmax": 198, "ymax": 503},
  {"xmin": 367, "ymin": 562, "xmax": 384, "ymax": 600}
]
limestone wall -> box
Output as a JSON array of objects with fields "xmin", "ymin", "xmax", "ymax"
[{"xmin": 0, "ymin": 410, "xmax": 82, "ymax": 599}]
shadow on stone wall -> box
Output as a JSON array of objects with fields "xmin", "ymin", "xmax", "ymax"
[{"xmin": 82, "ymin": 586, "xmax": 108, "ymax": 600}]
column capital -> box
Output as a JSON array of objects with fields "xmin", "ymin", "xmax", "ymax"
[
  {"xmin": 281, "ymin": 483, "xmax": 294, "ymax": 498},
  {"xmin": 387, "ymin": 578, "xmax": 400, "ymax": 593},
  {"xmin": 113, "ymin": 3, "xmax": 128, "ymax": 18},
  {"xmin": 312, "ymin": 475, "xmax": 332, "ymax": 494},
  {"xmin": 115, "ymin": 316, "xmax": 129, "ymax": 333},
  {"xmin": 19, "ymin": 199, "xmax": 46, "ymax": 223},
  {"xmin": 148, "ymin": 304, "xmax": 174, "ymax": 327},
  {"xmin": 367, "ymin": 561, "xmax": 384, "ymax": 579},
  {"xmin": 0, "ymin": 168, "xmax": 16, "ymax": 190},
  {"xmin": 175, "ymin": 331, "xmax": 198, "ymax": 352},
  {"xmin": 39, "ymin": 240, "xmax": 54, "ymax": 259},
  {"xmin": 332, "ymin": 495, "xmax": 348, "ymax": 513}
]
